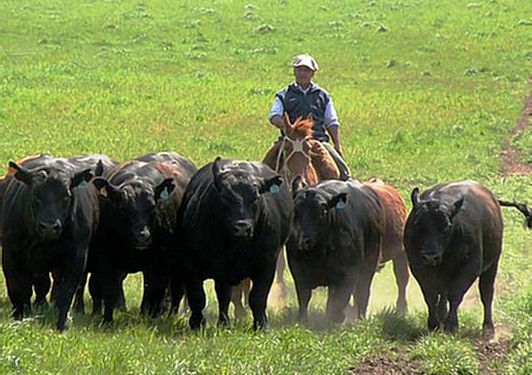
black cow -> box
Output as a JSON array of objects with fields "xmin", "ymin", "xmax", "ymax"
[
  {"xmin": 176, "ymin": 157, "xmax": 293, "ymax": 330},
  {"xmin": 287, "ymin": 178, "xmax": 385, "ymax": 323},
  {"xmin": 2, "ymin": 157, "xmax": 99, "ymax": 331},
  {"xmin": 89, "ymin": 152, "xmax": 196, "ymax": 324},
  {"xmin": 404, "ymin": 180, "xmax": 503, "ymax": 338},
  {"xmin": 67, "ymin": 155, "xmax": 118, "ymax": 314}
]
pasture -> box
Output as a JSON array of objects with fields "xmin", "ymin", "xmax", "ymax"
[{"xmin": 0, "ymin": 0, "xmax": 530, "ymax": 373}]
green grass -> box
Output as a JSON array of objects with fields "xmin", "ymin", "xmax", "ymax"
[{"xmin": 0, "ymin": 0, "xmax": 531, "ymax": 373}]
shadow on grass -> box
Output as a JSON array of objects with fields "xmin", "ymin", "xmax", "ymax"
[{"xmin": 0, "ymin": 298, "xmax": 488, "ymax": 346}]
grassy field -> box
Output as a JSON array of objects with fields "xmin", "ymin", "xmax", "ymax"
[{"xmin": 0, "ymin": 0, "xmax": 531, "ymax": 373}]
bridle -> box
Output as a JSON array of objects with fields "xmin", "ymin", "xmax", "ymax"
[{"xmin": 275, "ymin": 136, "xmax": 312, "ymax": 172}]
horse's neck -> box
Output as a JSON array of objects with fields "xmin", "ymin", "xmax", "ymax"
[{"xmin": 309, "ymin": 141, "xmax": 340, "ymax": 180}]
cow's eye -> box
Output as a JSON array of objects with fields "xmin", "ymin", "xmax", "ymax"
[{"xmin": 32, "ymin": 198, "xmax": 41, "ymax": 209}]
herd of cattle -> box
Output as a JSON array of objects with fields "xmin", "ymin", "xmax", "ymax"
[{"xmin": 0, "ymin": 151, "xmax": 530, "ymax": 337}]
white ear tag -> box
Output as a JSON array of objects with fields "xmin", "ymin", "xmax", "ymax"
[
  {"xmin": 78, "ymin": 180, "xmax": 88, "ymax": 188},
  {"xmin": 269, "ymin": 184, "xmax": 280, "ymax": 194},
  {"xmin": 336, "ymin": 199, "xmax": 346, "ymax": 210},
  {"xmin": 160, "ymin": 186, "xmax": 170, "ymax": 200}
]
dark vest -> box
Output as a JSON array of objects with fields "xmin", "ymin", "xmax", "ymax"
[{"xmin": 276, "ymin": 83, "xmax": 331, "ymax": 142}]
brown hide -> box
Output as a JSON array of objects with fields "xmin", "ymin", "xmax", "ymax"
[{"xmin": 364, "ymin": 178, "xmax": 407, "ymax": 262}]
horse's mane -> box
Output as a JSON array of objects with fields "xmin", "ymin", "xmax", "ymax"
[{"xmin": 286, "ymin": 117, "xmax": 314, "ymax": 138}]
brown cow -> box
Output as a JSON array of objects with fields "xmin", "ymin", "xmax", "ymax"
[{"xmin": 364, "ymin": 178, "xmax": 410, "ymax": 314}]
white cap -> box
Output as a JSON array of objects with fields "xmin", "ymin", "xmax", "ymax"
[{"xmin": 291, "ymin": 54, "xmax": 319, "ymax": 71}]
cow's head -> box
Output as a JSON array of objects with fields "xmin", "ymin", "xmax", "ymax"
[
  {"xmin": 93, "ymin": 177, "xmax": 175, "ymax": 250},
  {"xmin": 291, "ymin": 179, "xmax": 347, "ymax": 252},
  {"xmin": 212, "ymin": 157, "xmax": 282, "ymax": 242},
  {"xmin": 9, "ymin": 161, "xmax": 93, "ymax": 240},
  {"xmin": 408, "ymin": 187, "xmax": 464, "ymax": 266}
]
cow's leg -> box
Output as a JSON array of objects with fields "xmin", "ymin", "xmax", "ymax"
[
  {"xmin": 114, "ymin": 273, "xmax": 127, "ymax": 312},
  {"xmin": 326, "ymin": 280, "xmax": 354, "ymax": 324},
  {"xmin": 72, "ymin": 270, "xmax": 87, "ymax": 314},
  {"xmin": 445, "ymin": 259, "xmax": 479, "ymax": 334},
  {"xmin": 54, "ymin": 252, "xmax": 87, "ymax": 331},
  {"xmin": 141, "ymin": 268, "xmax": 169, "ymax": 318},
  {"xmin": 249, "ymin": 266, "xmax": 276, "ymax": 330},
  {"xmin": 5, "ymin": 269, "xmax": 32, "ymax": 320},
  {"xmin": 169, "ymin": 276, "xmax": 185, "ymax": 315},
  {"xmin": 437, "ymin": 292, "xmax": 448, "ymax": 323},
  {"xmin": 479, "ymin": 262, "xmax": 498, "ymax": 339},
  {"xmin": 186, "ymin": 278, "xmax": 206, "ymax": 330},
  {"xmin": 33, "ymin": 272, "xmax": 51, "ymax": 308},
  {"xmin": 353, "ymin": 265, "xmax": 377, "ymax": 319},
  {"xmin": 417, "ymin": 281, "xmax": 440, "ymax": 331},
  {"xmin": 88, "ymin": 273, "xmax": 103, "ymax": 316},
  {"xmin": 101, "ymin": 271, "xmax": 121, "ymax": 326},
  {"xmin": 214, "ymin": 279, "xmax": 231, "ymax": 326},
  {"xmin": 392, "ymin": 252, "xmax": 409, "ymax": 315},
  {"xmin": 294, "ymin": 282, "xmax": 312, "ymax": 324}
]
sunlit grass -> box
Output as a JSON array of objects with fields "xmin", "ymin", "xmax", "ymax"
[{"xmin": 0, "ymin": 0, "xmax": 530, "ymax": 373}]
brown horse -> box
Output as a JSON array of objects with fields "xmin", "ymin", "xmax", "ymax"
[{"xmin": 264, "ymin": 114, "xmax": 341, "ymax": 187}]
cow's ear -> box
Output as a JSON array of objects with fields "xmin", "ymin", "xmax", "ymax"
[
  {"xmin": 9, "ymin": 161, "xmax": 33, "ymax": 185},
  {"xmin": 71, "ymin": 169, "xmax": 94, "ymax": 189},
  {"xmin": 212, "ymin": 156, "xmax": 223, "ymax": 191},
  {"xmin": 291, "ymin": 175, "xmax": 303, "ymax": 197},
  {"xmin": 328, "ymin": 192, "xmax": 347, "ymax": 211},
  {"xmin": 261, "ymin": 175, "xmax": 283, "ymax": 195},
  {"xmin": 451, "ymin": 197, "xmax": 465, "ymax": 218},
  {"xmin": 92, "ymin": 177, "xmax": 119, "ymax": 200},
  {"xmin": 155, "ymin": 178, "xmax": 175, "ymax": 201},
  {"xmin": 94, "ymin": 160, "xmax": 104, "ymax": 177},
  {"xmin": 411, "ymin": 187, "xmax": 421, "ymax": 208}
]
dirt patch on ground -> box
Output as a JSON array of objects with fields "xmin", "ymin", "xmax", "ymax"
[
  {"xmin": 349, "ymin": 349, "xmax": 424, "ymax": 375},
  {"xmin": 475, "ymin": 329, "xmax": 513, "ymax": 375},
  {"xmin": 500, "ymin": 95, "xmax": 532, "ymax": 176},
  {"xmin": 349, "ymin": 329, "xmax": 512, "ymax": 375}
]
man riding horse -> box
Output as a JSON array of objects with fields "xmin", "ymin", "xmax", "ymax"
[{"xmin": 264, "ymin": 54, "xmax": 350, "ymax": 181}]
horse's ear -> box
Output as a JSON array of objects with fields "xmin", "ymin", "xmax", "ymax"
[{"xmin": 283, "ymin": 112, "xmax": 293, "ymax": 133}]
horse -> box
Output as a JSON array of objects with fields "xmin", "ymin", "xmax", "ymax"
[{"xmin": 268, "ymin": 114, "xmax": 341, "ymax": 187}]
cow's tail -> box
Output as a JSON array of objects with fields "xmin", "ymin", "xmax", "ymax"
[{"xmin": 498, "ymin": 200, "xmax": 532, "ymax": 229}]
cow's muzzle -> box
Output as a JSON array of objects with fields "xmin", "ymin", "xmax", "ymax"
[
  {"xmin": 134, "ymin": 226, "xmax": 152, "ymax": 250},
  {"xmin": 37, "ymin": 220, "xmax": 62, "ymax": 240},
  {"xmin": 298, "ymin": 236, "xmax": 315, "ymax": 252},
  {"xmin": 232, "ymin": 220, "xmax": 254, "ymax": 240},
  {"xmin": 421, "ymin": 252, "xmax": 442, "ymax": 267}
]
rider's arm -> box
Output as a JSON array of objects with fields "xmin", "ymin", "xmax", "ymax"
[
  {"xmin": 268, "ymin": 97, "xmax": 285, "ymax": 130},
  {"xmin": 324, "ymin": 99, "xmax": 343, "ymax": 155},
  {"xmin": 326, "ymin": 125, "xmax": 343, "ymax": 156}
]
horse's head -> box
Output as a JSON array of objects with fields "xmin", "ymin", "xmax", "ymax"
[{"xmin": 281, "ymin": 114, "xmax": 319, "ymax": 187}]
